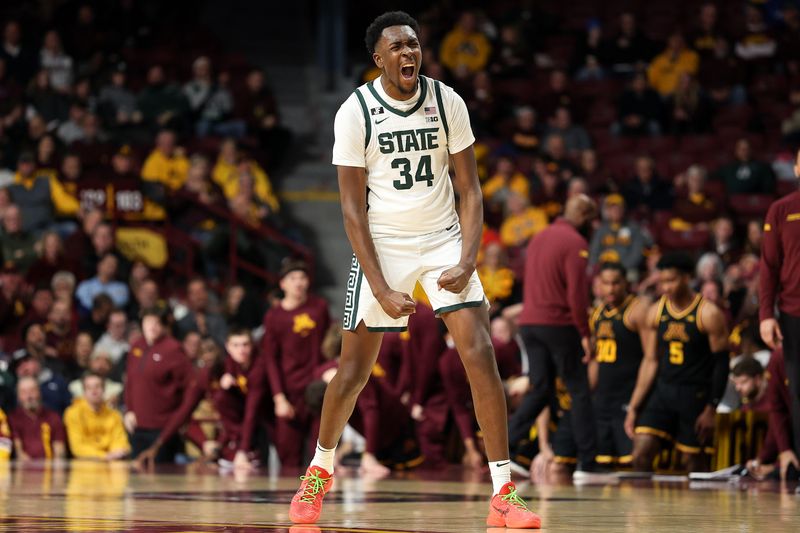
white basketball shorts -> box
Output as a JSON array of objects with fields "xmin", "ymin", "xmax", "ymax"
[{"xmin": 342, "ymin": 224, "xmax": 487, "ymax": 332}]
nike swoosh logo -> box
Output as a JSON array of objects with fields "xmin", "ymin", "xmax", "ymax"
[
  {"xmin": 495, "ymin": 461, "xmax": 510, "ymax": 467},
  {"xmin": 375, "ymin": 117, "xmax": 389, "ymax": 125}
]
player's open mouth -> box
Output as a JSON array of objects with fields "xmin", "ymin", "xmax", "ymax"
[{"xmin": 401, "ymin": 64, "xmax": 415, "ymax": 80}]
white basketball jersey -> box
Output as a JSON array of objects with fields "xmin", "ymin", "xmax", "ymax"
[{"xmin": 332, "ymin": 75, "xmax": 475, "ymax": 238}]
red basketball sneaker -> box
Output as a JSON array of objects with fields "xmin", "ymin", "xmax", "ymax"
[
  {"xmin": 289, "ymin": 466, "xmax": 334, "ymax": 524},
  {"xmin": 486, "ymin": 482, "xmax": 541, "ymax": 529}
]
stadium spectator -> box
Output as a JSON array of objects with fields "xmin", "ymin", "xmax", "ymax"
[
  {"xmin": 9, "ymin": 376, "xmax": 66, "ymax": 460},
  {"xmin": 500, "ymin": 192, "xmax": 549, "ymax": 248},
  {"xmin": 141, "ymin": 129, "xmax": 189, "ymax": 192},
  {"xmin": 439, "ymin": 12, "xmax": 492, "ymax": 77},
  {"xmin": 13, "ymin": 339, "xmax": 72, "ymax": 415},
  {"xmin": 672, "ymin": 165, "xmax": 719, "ymax": 225},
  {"xmin": 70, "ymin": 349, "xmax": 123, "ymax": 405},
  {"xmin": 44, "ymin": 299, "xmax": 77, "ymax": 365},
  {"xmin": 466, "ymin": 71, "xmax": 498, "ymax": 138},
  {"xmin": 27, "ymin": 285, "xmax": 54, "ymax": 324},
  {"xmin": 183, "ymin": 56, "xmax": 244, "ymax": 139},
  {"xmin": 589, "ymin": 194, "xmax": 652, "ymax": 278},
  {"xmin": 26, "ymin": 232, "xmax": 72, "ymax": 286},
  {"xmin": 98, "ymin": 63, "xmax": 144, "ymax": 136},
  {"xmin": 56, "ymin": 102, "xmax": 88, "ymax": 145},
  {"xmin": 64, "ymin": 372, "xmax": 130, "ymax": 460},
  {"xmin": 93, "ymin": 309, "xmax": 130, "ymax": 366},
  {"xmin": 604, "ymin": 12, "xmax": 655, "ymax": 75},
  {"xmin": 477, "ymin": 242, "xmax": 517, "ymax": 315},
  {"xmin": 8, "ymin": 151, "xmax": 79, "ymax": 234},
  {"xmin": 623, "ymin": 156, "xmax": 673, "ymax": 214},
  {"xmin": 51, "ymin": 270, "xmax": 77, "ymax": 304},
  {"xmin": 126, "ymin": 278, "xmax": 160, "ymax": 323},
  {"xmin": 648, "ymin": 31, "xmax": 700, "ymax": 96},
  {"xmin": 262, "ymin": 260, "xmax": 330, "ymax": 467},
  {"xmin": 489, "ymin": 24, "xmax": 530, "ymax": 79},
  {"xmin": 76, "ymin": 254, "xmax": 129, "ymax": 311},
  {"xmin": 695, "ymin": 252, "xmax": 724, "ymax": 284},
  {"xmin": 572, "ymin": 18, "xmax": 608, "ymax": 81},
  {"xmin": 136, "ymin": 65, "xmax": 189, "ymax": 133},
  {"xmin": 182, "ymin": 331, "xmax": 202, "ymax": 363},
  {"xmin": 538, "ymin": 70, "xmax": 582, "ymax": 121},
  {"xmin": 126, "ymin": 306, "xmax": 193, "ymax": 462},
  {"xmin": 212, "ymin": 140, "xmax": 279, "ymax": 214},
  {"xmin": 735, "ymin": 4, "xmax": 777, "ymax": 63},
  {"xmin": 697, "ymin": 39, "xmax": 747, "ymax": 107},
  {"xmin": 544, "ymin": 107, "xmax": 591, "ymax": 157},
  {"xmin": 689, "ymin": 3, "xmax": 726, "ymax": 59},
  {"xmin": 80, "ymin": 293, "xmax": 115, "ymax": 342},
  {"xmin": 1, "ymin": 20, "xmax": 38, "ymax": 85},
  {"xmin": 666, "ymin": 74, "xmax": 712, "ymax": 135},
  {"xmin": 715, "ymin": 139, "xmax": 776, "ymax": 194},
  {"xmin": 39, "ymin": 30, "xmax": 73, "ymax": 94},
  {"xmin": 0, "ymin": 204, "xmax": 37, "ymax": 274},
  {"xmin": 613, "ymin": 73, "xmax": 662, "ymax": 137},
  {"xmin": 530, "ymin": 160, "xmax": 565, "ymax": 219},
  {"xmin": 172, "ymin": 154, "xmax": 226, "ymax": 240},
  {"xmin": 68, "ymin": 331, "xmax": 95, "ymax": 381},
  {"xmin": 175, "ymin": 278, "xmax": 228, "ymax": 347},
  {"xmin": 542, "ymin": 134, "xmax": 576, "ymax": 179},
  {"xmin": 744, "ymin": 220, "xmax": 763, "ymax": 256},
  {"xmin": 482, "ymin": 156, "xmax": 529, "ymax": 210},
  {"xmin": 510, "ymin": 107, "xmax": 542, "ymax": 155},
  {"xmin": 778, "ymin": 4, "xmax": 800, "ymax": 75},
  {"xmin": 709, "ymin": 215, "xmax": 739, "ymax": 266},
  {"xmin": 236, "ymin": 69, "xmax": 291, "ymax": 169}
]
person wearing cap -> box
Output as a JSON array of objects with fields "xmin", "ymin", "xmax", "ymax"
[
  {"xmin": 760, "ymin": 148, "xmax": 800, "ymax": 479},
  {"xmin": 125, "ymin": 306, "xmax": 193, "ymax": 462},
  {"xmin": 589, "ymin": 193, "xmax": 653, "ymax": 279},
  {"xmin": 7, "ymin": 151, "xmax": 79, "ymax": 234},
  {"xmin": 261, "ymin": 260, "xmax": 331, "ymax": 467}
]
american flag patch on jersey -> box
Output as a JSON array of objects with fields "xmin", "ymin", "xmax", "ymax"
[{"xmin": 425, "ymin": 106, "xmax": 437, "ymax": 115}]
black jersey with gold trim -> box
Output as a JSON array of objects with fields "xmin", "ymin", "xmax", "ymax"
[{"xmin": 654, "ymin": 294, "xmax": 713, "ymax": 387}]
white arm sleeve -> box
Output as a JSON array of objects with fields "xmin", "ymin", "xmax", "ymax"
[
  {"xmin": 332, "ymin": 94, "xmax": 366, "ymax": 168},
  {"xmin": 443, "ymin": 88, "xmax": 475, "ymax": 155}
]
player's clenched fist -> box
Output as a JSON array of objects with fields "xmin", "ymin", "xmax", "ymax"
[
  {"xmin": 437, "ymin": 263, "xmax": 473, "ymax": 293},
  {"xmin": 375, "ymin": 289, "xmax": 416, "ymax": 319}
]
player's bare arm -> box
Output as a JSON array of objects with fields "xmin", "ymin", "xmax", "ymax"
[
  {"xmin": 338, "ymin": 164, "xmax": 415, "ymax": 319},
  {"xmin": 624, "ymin": 299, "xmax": 660, "ymax": 438},
  {"xmin": 695, "ymin": 300, "xmax": 729, "ymax": 442},
  {"xmin": 437, "ymin": 145, "xmax": 481, "ymax": 294}
]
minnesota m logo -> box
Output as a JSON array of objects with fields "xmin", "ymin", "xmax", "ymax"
[{"xmin": 663, "ymin": 322, "xmax": 690, "ymax": 342}]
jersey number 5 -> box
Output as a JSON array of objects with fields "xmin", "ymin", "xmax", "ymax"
[
  {"xmin": 669, "ymin": 341, "xmax": 684, "ymax": 365},
  {"xmin": 392, "ymin": 155, "xmax": 434, "ymax": 190}
]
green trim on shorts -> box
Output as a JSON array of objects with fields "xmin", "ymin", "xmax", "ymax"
[
  {"xmin": 343, "ymin": 256, "xmax": 364, "ymax": 331},
  {"xmin": 434, "ymin": 300, "xmax": 484, "ymax": 316},
  {"xmin": 366, "ymin": 326, "xmax": 408, "ymax": 332}
]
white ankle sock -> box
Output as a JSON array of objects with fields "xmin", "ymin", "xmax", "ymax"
[
  {"xmin": 310, "ymin": 441, "xmax": 336, "ymax": 474},
  {"xmin": 489, "ymin": 460, "xmax": 512, "ymax": 494}
]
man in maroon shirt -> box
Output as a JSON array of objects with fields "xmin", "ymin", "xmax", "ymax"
[
  {"xmin": 262, "ymin": 261, "xmax": 331, "ymax": 467},
  {"xmin": 136, "ymin": 328, "xmax": 267, "ymax": 469},
  {"xmin": 9, "ymin": 376, "xmax": 66, "ymax": 459},
  {"xmin": 126, "ymin": 306, "xmax": 193, "ymax": 463},
  {"xmin": 760, "ymin": 149, "xmax": 800, "ymax": 472},
  {"xmin": 509, "ymin": 194, "xmax": 604, "ymax": 476}
]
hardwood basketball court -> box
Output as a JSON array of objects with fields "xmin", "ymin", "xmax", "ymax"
[{"xmin": 1, "ymin": 460, "xmax": 797, "ymax": 532}]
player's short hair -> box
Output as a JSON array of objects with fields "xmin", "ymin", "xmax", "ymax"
[
  {"xmin": 364, "ymin": 11, "xmax": 420, "ymax": 54},
  {"xmin": 598, "ymin": 262, "xmax": 626, "ymax": 278},
  {"xmin": 732, "ymin": 357, "xmax": 764, "ymax": 378},
  {"xmin": 656, "ymin": 251, "xmax": 695, "ymax": 275}
]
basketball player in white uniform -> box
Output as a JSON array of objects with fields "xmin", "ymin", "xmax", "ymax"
[{"xmin": 289, "ymin": 11, "xmax": 541, "ymax": 529}]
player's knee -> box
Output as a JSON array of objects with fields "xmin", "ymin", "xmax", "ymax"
[
  {"xmin": 632, "ymin": 436, "xmax": 658, "ymax": 470},
  {"xmin": 332, "ymin": 363, "xmax": 371, "ymax": 395},
  {"xmin": 459, "ymin": 341, "xmax": 496, "ymax": 370}
]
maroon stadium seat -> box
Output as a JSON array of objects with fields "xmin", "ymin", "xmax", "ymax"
[
  {"xmin": 659, "ymin": 227, "xmax": 711, "ymax": 252},
  {"xmin": 728, "ymin": 194, "xmax": 775, "ymax": 218}
]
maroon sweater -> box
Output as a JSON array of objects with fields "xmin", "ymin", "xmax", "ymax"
[
  {"xmin": 262, "ymin": 295, "xmax": 330, "ymax": 401},
  {"xmin": 760, "ymin": 191, "xmax": 800, "ymax": 319},
  {"xmin": 9, "ymin": 407, "xmax": 65, "ymax": 459},
  {"xmin": 158, "ymin": 354, "xmax": 267, "ymax": 452},
  {"xmin": 124, "ymin": 335, "xmax": 193, "ymax": 430},
  {"xmin": 520, "ymin": 218, "xmax": 591, "ymax": 337},
  {"xmin": 755, "ymin": 350, "xmax": 792, "ymax": 462},
  {"xmin": 401, "ymin": 304, "xmax": 446, "ymax": 407}
]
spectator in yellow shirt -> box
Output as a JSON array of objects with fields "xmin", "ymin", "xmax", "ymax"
[
  {"xmin": 141, "ymin": 129, "xmax": 189, "ymax": 191},
  {"xmin": 63, "ymin": 373, "xmax": 130, "ymax": 460},
  {"xmin": 481, "ymin": 156, "xmax": 530, "ymax": 209},
  {"xmin": 647, "ymin": 32, "xmax": 699, "ymax": 97},
  {"xmin": 478, "ymin": 242, "xmax": 516, "ymax": 312},
  {"xmin": 212, "ymin": 139, "xmax": 279, "ymax": 213},
  {"xmin": 500, "ymin": 192, "xmax": 549, "ymax": 248},
  {"xmin": 439, "ymin": 12, "xmax": 492, "ymax": 77},
  {"xmin": 0, "ymin": 408, "xmax": 10, "ymax": 460}
]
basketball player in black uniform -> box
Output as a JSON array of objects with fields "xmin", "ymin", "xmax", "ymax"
[
  {"xmin": 589, "ymin": 262, "xmax": 649, "ymax": 466},
  {"xmin": 624, "ymin": 253, "xmax": 729, "ymax": 472}
]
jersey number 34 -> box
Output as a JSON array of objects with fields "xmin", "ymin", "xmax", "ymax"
[{"xmin": 392, "ymin": 155, "xmax": 434, "ymax": 190}]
